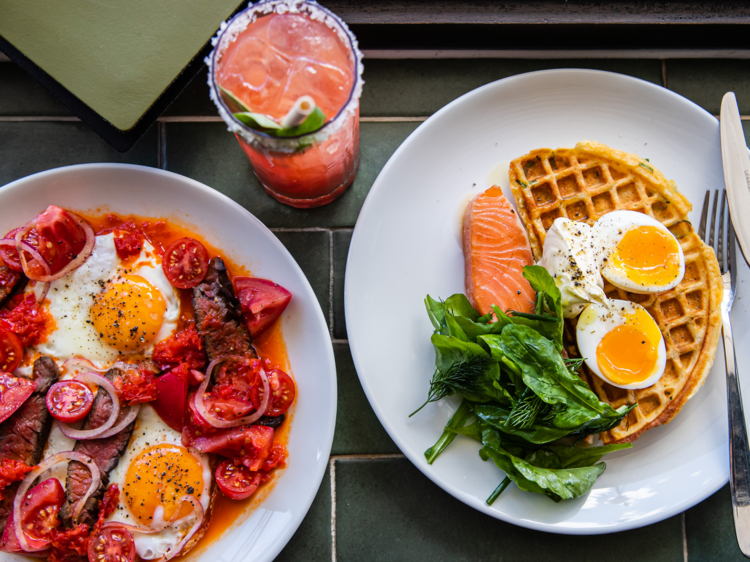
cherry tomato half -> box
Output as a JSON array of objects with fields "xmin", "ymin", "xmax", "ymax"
[
  {"xmin": 162, "ymin": 238, "xmax": 209, "ymax": 289},
  {"xmin": 233, "ymin": 277, "xmax": 292, "ymax": 337},
  {"xmin": 0, "ymin": 329, "xmax": 22, "ymax": 373},
  {"xmin": 0, "ymin": 478, "xmax": 65, "ymax": 552},
  {"xmin": 0, "ymin": 373, "xmax": 34, "ymax": 424},
  {"xmin": 215, "ymin": 459, "xmax": 262, "ymax": 500},
  {"xmin": 250, "ymin": 369, "xmax": 295, "ymax": 417},
  {"xmin": 87, "ymin": 527, "xmax": 136, "ymax": 562},
  {"xmin": 46, "ymin": 381, "xmax": 94, "ymax": 423}
]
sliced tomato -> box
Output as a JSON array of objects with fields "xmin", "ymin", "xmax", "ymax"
[
  {"xmin": 0, "ymin": 330, "xmax": 23, "ymax": 373},
  {"xmin": 152, "ymin": 370, "xmax": 187, "ymax": 432},
  {"xmin": 188, "ymin": 425, "xmax": 274, "ymax": 471},
  {"xmin": 34, "ymin": 206, "xmax": 88, "ymax": 275},
  {"xmin": 233, "ymin": 278, "xmax": 292, "ymax": 336},
  {"xmin": 0, "ymin": 294, "xmax": 50, "ymax": 347},
  {"xmin": 87, "ymin": 527, "xmax": 135, "ymax": 562},
  {"xmin": 152, "ymin": 326, "xmax": 207, "ymax": 372},
  {"xmin": 1, "ymin": 478, "xmax": 64, "ymax": 552},
  {"xmin": 216, "ymin": 459, "xmax": 262, "ymax": 500},
  {"xmin": 0, "ymin": 372, "xmax": 34, "ymax": 424},
  {"xmin": 46, "ymin": 381, "xmax": 93, "ymax": 423},
  {"xmin": 162, "ymin": 238, "xmax": 209, "ymax": 289},
  {"xmin": 251, "ymin": 369, "xmax": 295, "ymax": 417},
  {"xmin": 113, "ymin": 225, "xmax": 145, "ymax": 262},
  {"xmin": 0, "ymin": 227, "xmax": 38, "ymax": 273},
  {"xmin": 112, "ymin": 366, "xmax": 157, "ymax": 406}
]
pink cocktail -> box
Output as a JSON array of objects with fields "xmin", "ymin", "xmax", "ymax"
[{"xmin": 208, "ymin": 1, "xmax": 363, "ymax": 208}]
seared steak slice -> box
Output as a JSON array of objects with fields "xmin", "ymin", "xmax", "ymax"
[
  {"xmin": 0, "ymin": 357, "xmax": 58, "ymax": 532},
  {"xmin": 192, "ymin": 258, "xmax": 256, "ymax": 361},
  {"xmin": 0, "ymin": 266, "xmax": 25, "ymax": 308},
  {"xmin": 60, "ymin": 367, "xmax": 136, "ymax": 529}
]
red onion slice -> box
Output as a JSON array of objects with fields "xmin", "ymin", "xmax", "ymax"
[
  {"xmin": 62, "ymin": 357, "xmax": 107, "ymax": 376},
  {"xmin": 14, "ymin": 234, "xmax": 52, "ymax": 283},
  {"xmin": 15, "ymin": 212, "xmax": 95, "ymax": 283},
  {"xmin": 96, "ymin": 404, "xmax": 140, "ymax": 439},
  {"xmin": 102, "ymin": 495, "xmax": 204, "ymax": 560},
  {"xmin": 13, "ymin": 451, "xmax": 100, "ymax": 551},
  {"xmin": 56, "ymin": 372, "xmax": 120, "ymax": 440},
  {"xmin": 35, "ymin": 282, "xmax": 50, "ymax": 303},
  {"xmin": 195, "ymin": 356, "xmax": 269, "ymax": 428}
]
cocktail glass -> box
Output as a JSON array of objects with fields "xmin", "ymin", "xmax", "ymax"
[{"xmin": 207, "ymin": 0, "xmax": 364, "ymax": 208}]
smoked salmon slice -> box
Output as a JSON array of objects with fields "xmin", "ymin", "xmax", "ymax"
[{"xmin": 463, "ymin": 186, "xmax": 536, "ymax": 315}]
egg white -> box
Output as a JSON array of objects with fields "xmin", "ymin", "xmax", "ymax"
[
  {"xmin": 576, "ymin": 300, "xmax": 667, "ymax": 390},
  {"xmin": 593, "ymin": 210, "xmax": 685, "ymax": 294},
  {"xmin": 30, "ymin": 233, "xmax": 180, "ymax": 364},
  {"xmin": 106, "ymin": 405, "xmax": 213, "ymax": 560}
]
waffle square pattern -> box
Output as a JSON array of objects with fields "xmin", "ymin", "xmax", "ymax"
[{"xmin": 509, "ymin": 141, "xmax": 723, "ymax": 443}]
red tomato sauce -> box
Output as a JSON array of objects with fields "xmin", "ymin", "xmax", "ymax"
[{"xmin": 77, "ymin": 212, "xmax": 295, "ymax": 554}]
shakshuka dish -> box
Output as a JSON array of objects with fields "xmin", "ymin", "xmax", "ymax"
[{"xmin": 0, "ymin": 206, "xmax": 295, "ymax": 561}]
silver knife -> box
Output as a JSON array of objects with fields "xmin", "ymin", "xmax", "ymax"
[{"xmin": 721, "ymin": 92, "xmax": 750, "ymax": 266}]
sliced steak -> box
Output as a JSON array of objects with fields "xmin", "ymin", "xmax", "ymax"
[
  {"xmin": 60, "ymin": 367, "xmax": 135, "ymax": 529},
  {"xmin": 0, "ymin": 356, "xmax": 58, "ymax": 533},
  {"xmin": 192, "ymin": 257, "xmax": 256, "ymax": 361},
  {"xmin": 0, "ymin": 266, "xmax": 25, "ymax": 308}
]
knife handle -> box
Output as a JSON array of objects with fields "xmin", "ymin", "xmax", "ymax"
[{"xmin": 723, "ymin": 312, "xmax": 750, "ymax": 556}]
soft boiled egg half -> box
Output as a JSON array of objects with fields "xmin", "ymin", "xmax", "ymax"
[
  {"xmin": 576, "ymin": 299, "xmax": 667, "ymax": 389},
  {"xmin": 593, "ymin": 210, "xmax": 685, "ymax": 294}
]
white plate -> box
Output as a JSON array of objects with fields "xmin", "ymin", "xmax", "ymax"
[
  {"xmin": 0, "ymin": 165, "xmax": 336, "ymax": 561},
  {"xmin": 345, "ymin": 69, "xmax": 747, "ymax": 534}
]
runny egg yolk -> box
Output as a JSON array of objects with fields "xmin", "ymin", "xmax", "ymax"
[
  {"xmin": 91, "ymin": 274, "xmax": 165, "ymax": 352},
  {"xmin": 611, "ymin": 226, "xmax": 681, "ymax": 287},
  {"xmin": 124, "ymin": 444, "xmax": 204, "ymax": 524},
  {"xmin": 596, "ymin": 308, "xmax": 662, "ymax": 385}
]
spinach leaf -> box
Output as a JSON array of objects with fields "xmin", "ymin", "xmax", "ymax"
[
  {"xmin": 548, "ymin": 443, "xmax": 632, "ymax": 469},
  {"xmin": 487, "ymin": 326, "xmax": 629, "ymax": 430},
  {"xmin": 425, "ymin": 400, "xmax": 474, "ymax": 464},
  {"xmin": 425, "ymin": 295, "xmax": 447, "ymax": 331},
  {"xmin": 517, "ymin": 265, "xmax": 564, "ymax": 349}
]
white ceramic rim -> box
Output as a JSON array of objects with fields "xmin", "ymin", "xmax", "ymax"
[
  {"xmin": 0, "ymin": 163, "xmax": 337, "ymax": 561},
  {"xmin": 345, "ymin": 68, "xmax": 731, "ymax": 535}
]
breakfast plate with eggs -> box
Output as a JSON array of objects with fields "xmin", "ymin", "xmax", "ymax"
[
  {"xmin": 0, "ymin": 164, "xmax": 335, "ymax": 561},
  {"xmin": 345, "ymin": 69, "xmax": 743, "ymax": 533}
]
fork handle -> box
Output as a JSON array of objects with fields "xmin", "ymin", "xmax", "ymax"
[{"xmin": 723, "ymin": 313, "xmax": 750, "ymax": 557}]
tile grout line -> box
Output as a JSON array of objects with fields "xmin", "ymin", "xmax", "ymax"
[
  {"xmin": 661, "ymin": 59, "xmax": 668, "ymax": 88},
  {"xmin": 682, "ymin": 512, "xmax": 688, "ymax": 562},
  {"xmin": 329, "ymin": 230, "xmax": 335, "ymax": 339},
  {"xmin": 332, "ymin": 453, "xmax": 406, "ymax": 460},
  {"xmin": 329, "ymin": 457, "xmax": 337, "ymax": 562}
]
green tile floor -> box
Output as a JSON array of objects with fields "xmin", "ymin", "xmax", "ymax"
[{"xmin": 2, "ymin": 56, "xmax": 750, "ymax": 561}]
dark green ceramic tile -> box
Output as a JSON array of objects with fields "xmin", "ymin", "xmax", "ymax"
[
  {"xmin": 164, "ymin": 67, "xmax": 215, "ymax": 116},
  {"xmin": 667, "ymin": 60, "xmax": 750, "ymax": 115},
  {"xmin": 336, "ymin": 458, "xmax": 684, "ymax": 562},
  {"xmin": 0, "ymin": 122, "xmax": 157, "ymax": 187},
  {"xmin": 685, "ymin": 485, "xmax": 742, "ymax": 561},
  {"xmin": 275, "ymin": 465, "xmax": 331, "ymax": 562},
  {"xmin": 274, "ymin": 231, "xmax": 330, "ymax": 327},
  {"xmin": 164, "ymin": 121, "xmax": 418, "ymax": 228},
  {"xmin": 361, "ymin": 59, "xmax": 663, "ymax": 117},
  {"xmin": 332, "ymin": 343, "xmax": 399, "ymax": 455},
  {"xmin": 0, "ymin": 62, "xmax": 73, "ymax": 116},
  {"xmin": 332, "ymin": 230, "xmax": 351, "ymax": 340}
]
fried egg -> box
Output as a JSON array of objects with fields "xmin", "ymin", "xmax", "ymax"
[
  {"xmin": 576, "ymin": 299, "xmax": 667, "ymax": 389},
  {"xmin": 593, "ymin": 210, "xmax": 685, "ymax": 294},
  {"xmin": 106, "ymin": 405, "xmax": 212, "ymax": 560},
  {"xmin": 30, "ymin": 233, "xmax": 180, "ymax": 365}
]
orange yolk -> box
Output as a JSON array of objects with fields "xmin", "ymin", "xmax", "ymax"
[
  {"xmin": 124, "ymin": 444, "xmax": 204, "ymax": 524},
  {"xmin": 611, "ymin": 226, "xmax": 680, "ymax": 287},
  {"xmin": 91, "ymin": 274, "xmax": 165, "ymax": 352},
  {"xmin": 596, "ymin": 308, "xmax": 661, "ymax": 385}
]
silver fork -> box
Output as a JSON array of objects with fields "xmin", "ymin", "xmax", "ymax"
[{"xmin": 700, "ymin": 189, "xmax": 750, "ymax": 556}]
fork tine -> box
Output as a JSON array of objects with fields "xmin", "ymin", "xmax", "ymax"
[
  {"xmin": 729, "ymin": 214, "xmax": 738, "ymax": 287},
  {"xmin": 710, "ymin": 189, "xmax": 719, "ymax": 250},
  {"xmin": 719, "ymin": 189, "xmax": 727, "ymax": 271},
  {"xmin": 699, "ymin": 190, "xmax": 711, "ymax": 242}
]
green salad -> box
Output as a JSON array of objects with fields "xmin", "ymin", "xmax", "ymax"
[{"xmin": 413, "ymin": 265, "xmax": 636, "ymax": 504}]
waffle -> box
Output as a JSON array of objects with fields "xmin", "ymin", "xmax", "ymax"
[{"xmin": 509, "ymin": 140, "xmax": 723, "ymax": 443}]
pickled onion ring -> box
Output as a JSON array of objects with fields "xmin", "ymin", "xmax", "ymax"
[{"xmin": 56, "ymin": 372, "xmax": 120, "ymax": 440}]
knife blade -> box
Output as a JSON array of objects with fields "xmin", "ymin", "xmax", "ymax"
[{"xmin": 721, "ymin": 92, "xmax": 750, "ymax": 266}]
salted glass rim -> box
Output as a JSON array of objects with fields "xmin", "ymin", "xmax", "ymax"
[{"xmin": 207, "ymin": 0, "xmax": 364, "ymax": 146}]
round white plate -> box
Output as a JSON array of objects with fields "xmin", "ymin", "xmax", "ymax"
[
  {"xmin": 0, "ymin": 165, "xmax": 336, "ymax": 561},
  {"xmin": 345, "ymin": 69, "xmax": 745, "ymax": 534}
]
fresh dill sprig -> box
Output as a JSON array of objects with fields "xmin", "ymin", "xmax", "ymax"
[
  {"xmin": 563, "ymin": 357, "xmax": 585, "ymax": 374},
  {"xmin": 410, "ymin": 354, "xmax": 492, "ymax": 416}
]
